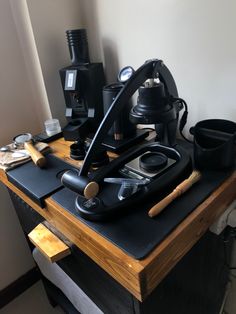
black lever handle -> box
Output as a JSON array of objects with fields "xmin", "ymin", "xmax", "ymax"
[{"xmin": 79, "ymin": 59, "xmax": 178, "ymax": 177}]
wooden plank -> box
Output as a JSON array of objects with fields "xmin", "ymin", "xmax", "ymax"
[
  {"xmin": 45, "ymin": 197, "xmax": 144, "ymax": 300},
  {"xmin": 45, "ymin": 171, "xmax": 236, "ymax": 300},
  {"xmin": 0, "ymin": 168, "xmax": 145, "ymax": 300},
  {"xmin": 28, "ymin": 223, "xmax": 71, "ymax": 263}
]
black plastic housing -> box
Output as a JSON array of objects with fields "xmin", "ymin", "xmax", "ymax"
[
  {"xmin": 60, "ymin": 28, "xmax": 105, "ymax": 141},
  {"xmin": 60, "ymin": 63, "xmax": 105, "ymax": 141},
  {"xmin": 103, "ymin": 83, "xmax": 135, "ymax": 139},
  {"xmin": 66, "ymin": 29, "xmax": 90, "ymax": 65}
]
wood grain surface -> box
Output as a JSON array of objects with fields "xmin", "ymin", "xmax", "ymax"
[
  {"xmin": 28, "ymin": 223, "xmax": 71, "ymax": 262},
  {"xmin": 1, "ymin": 137, "xmax": 236, "ymax": 301},
  {"xmin": 148, "ymin": 170, "xmax": 202, "ymax": 217},
  {"xmin": 24, "ymin": 141, "xmax": 46, "ymax": 168}
]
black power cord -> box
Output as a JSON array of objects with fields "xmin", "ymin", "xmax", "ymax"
[{"xmin": 172, "ymin": 97, "xmax": 193, "ymax": 144}]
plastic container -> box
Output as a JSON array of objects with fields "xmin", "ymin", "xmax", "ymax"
[
  {"xmin": 44, "ymin": 119, "xmax": 61, "ymax": 136},
  {"xmin": 192, "ymin": 119, "xmax": 236, "ymax": 170}
]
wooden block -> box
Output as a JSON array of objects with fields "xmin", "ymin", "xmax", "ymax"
[{"xmin": 28, "ymin": 223, "xmax": 71, "ymax": 263}]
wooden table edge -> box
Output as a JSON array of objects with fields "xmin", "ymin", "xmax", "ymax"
[
  {"xmin": 1, "ymin": 163, "xmax": 236, "ymax": 301},
  {"xmin": 138, "ymin": 171, "xmax": 236, "ymax": 298},
  {"xmin": 0, "ymin": 169, "xmax": 144, "ymax": 300}
]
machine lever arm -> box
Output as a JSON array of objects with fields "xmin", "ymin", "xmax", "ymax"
[{"xmin": 80, "ymin": 59, "xmax": 178, "ymax": 177}]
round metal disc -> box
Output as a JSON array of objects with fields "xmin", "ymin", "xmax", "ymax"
[
  {"xmin": 139, "ymin": 152, "xmax": 168, "ymax": 172},
  {"xmin": 117, "ymin": 66, "xmax": 135, "ymax": 83},
  {"xmin": 14, "ymin": 133, "xmax": 32, "ymax": 144}
]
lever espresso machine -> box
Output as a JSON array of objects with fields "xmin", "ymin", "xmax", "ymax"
[{"xmin": 61, "ymin": 59, "xmax": 192, "ymax": 221}]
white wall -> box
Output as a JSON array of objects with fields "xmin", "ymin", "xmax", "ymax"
[
  {"xmin": 0, "ymin": 1, "xmax": 47, "ymax": 145},
  {"xmin": 0, "ymin": 0, "xmax": 43, "ymax": 289},
  {"xmin": 79, "ymin": 0, "xmax": 236, "ymax": 136},
  {"xmin": 0, "ymin": 0, "xmax": 83, "ymax": 290}
]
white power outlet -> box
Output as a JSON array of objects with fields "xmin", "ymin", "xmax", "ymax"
[{"xmin": 210, "ymin": 200, "xmax": 236, "ymax": 235}]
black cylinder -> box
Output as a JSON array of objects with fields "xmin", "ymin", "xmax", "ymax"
[
  {"xmin": 103, "ymin": 83, "xmax": 135, "ymax": 139},
  {"xmin": 66, "ymin": 29, "xmax": 90, "ymax": 65},
  {"xmin": 61, "ymin": 170, "xmax": 90, "ymax": 194},
  {"xmin": 130, "ymin": 82, "xmax": 172, "ymax": 124}
]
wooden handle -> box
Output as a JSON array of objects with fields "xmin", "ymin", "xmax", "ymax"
[
  {"xmin": 84, "ymin": 181, "xmax": 99, "ymax": 199},
  {"xmin": 148, "ymin": 170, "xmax": 202, "ymax": 218},
  {"xmin": 24, "ymin": 141, "xmax": 46, "ymax": 167},
  {"xmin": 28, "ymin": 223, "xmax": 70, "ymax": 263}
]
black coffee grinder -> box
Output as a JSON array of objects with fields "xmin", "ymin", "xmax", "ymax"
[
  {"xmin": 101, "ymin": 81, "xmax": 149, "ymax": 153},
  {"xmin": 60, "ymin": 29, "xmax": 105, "ymax": 141}
]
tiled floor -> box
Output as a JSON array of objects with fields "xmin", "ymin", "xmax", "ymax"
[{"xmin": 1, "ymin": 281, "xmax": 64, "ymax": 314}]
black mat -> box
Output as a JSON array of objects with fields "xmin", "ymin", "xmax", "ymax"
[
  {"xmin": 51, "ymin": 169, "xmax": 232, "ymax": 260},
  {"xmin": 7, "ymin": 154, "xmax": 76, "ymax": 207}
]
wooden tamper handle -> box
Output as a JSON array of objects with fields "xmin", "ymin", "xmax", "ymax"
[
  {"xmin": 24, "ymin": 141, "xmax": 46, "ymax": 168},
  {"xmin": 84, "ymin": 181, "xmax": 99, "ymax": 199},
  {"xmin": 148, "ymin": 170, "xmax": 202, "ymax": 218},
  {"xmin": 61, "ymin": 171, "xmax": 99, "ymax": 199}
]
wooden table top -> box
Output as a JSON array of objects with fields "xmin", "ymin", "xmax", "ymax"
[{"xmin": 1, "ymin": 137, "xmax": 236, "ymax": 301}]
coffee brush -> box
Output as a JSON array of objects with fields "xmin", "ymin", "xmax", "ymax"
[{"xmin": 148, "ymin": 170, "xmax": 202, "ymax": 218}]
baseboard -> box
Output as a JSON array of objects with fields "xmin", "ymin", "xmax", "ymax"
[{"xmin": 0, "ymin": 267, "xmax": 41, "ymax": 309}]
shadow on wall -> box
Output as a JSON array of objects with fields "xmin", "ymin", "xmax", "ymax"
[
  {"xmin": 102, "ymin": 38, "xmax": 120, "ymax": 83},
  {"xmin": 78, "ymin": 0, "xmax": 120, "ymax": 84},
  {"xmin": 78, "ymin": 0, "xmax": 102, "ymax": 61}
]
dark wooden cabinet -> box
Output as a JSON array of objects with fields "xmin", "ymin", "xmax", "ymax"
[{"xmin": 9, "ymin": 189, "xmax": 231, "ymax": 314}]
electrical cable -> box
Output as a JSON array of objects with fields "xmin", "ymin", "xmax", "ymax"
[{"xmin": 173, "ymin": 97, "xmax": 193, "ymax": 144}]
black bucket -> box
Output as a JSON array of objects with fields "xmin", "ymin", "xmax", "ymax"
[{"xmin": 191, "ymin": 119, "xmax": 236, "ymax": 170}]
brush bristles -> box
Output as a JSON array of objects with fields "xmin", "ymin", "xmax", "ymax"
[{"xmin": 189, "ymin": 170, "xmax": 202, "ymax": 184}]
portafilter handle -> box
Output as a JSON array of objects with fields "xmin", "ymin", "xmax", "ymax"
[{"xmin": 62, "ymin": 170, "xmax": 99, "ymax": 199}]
